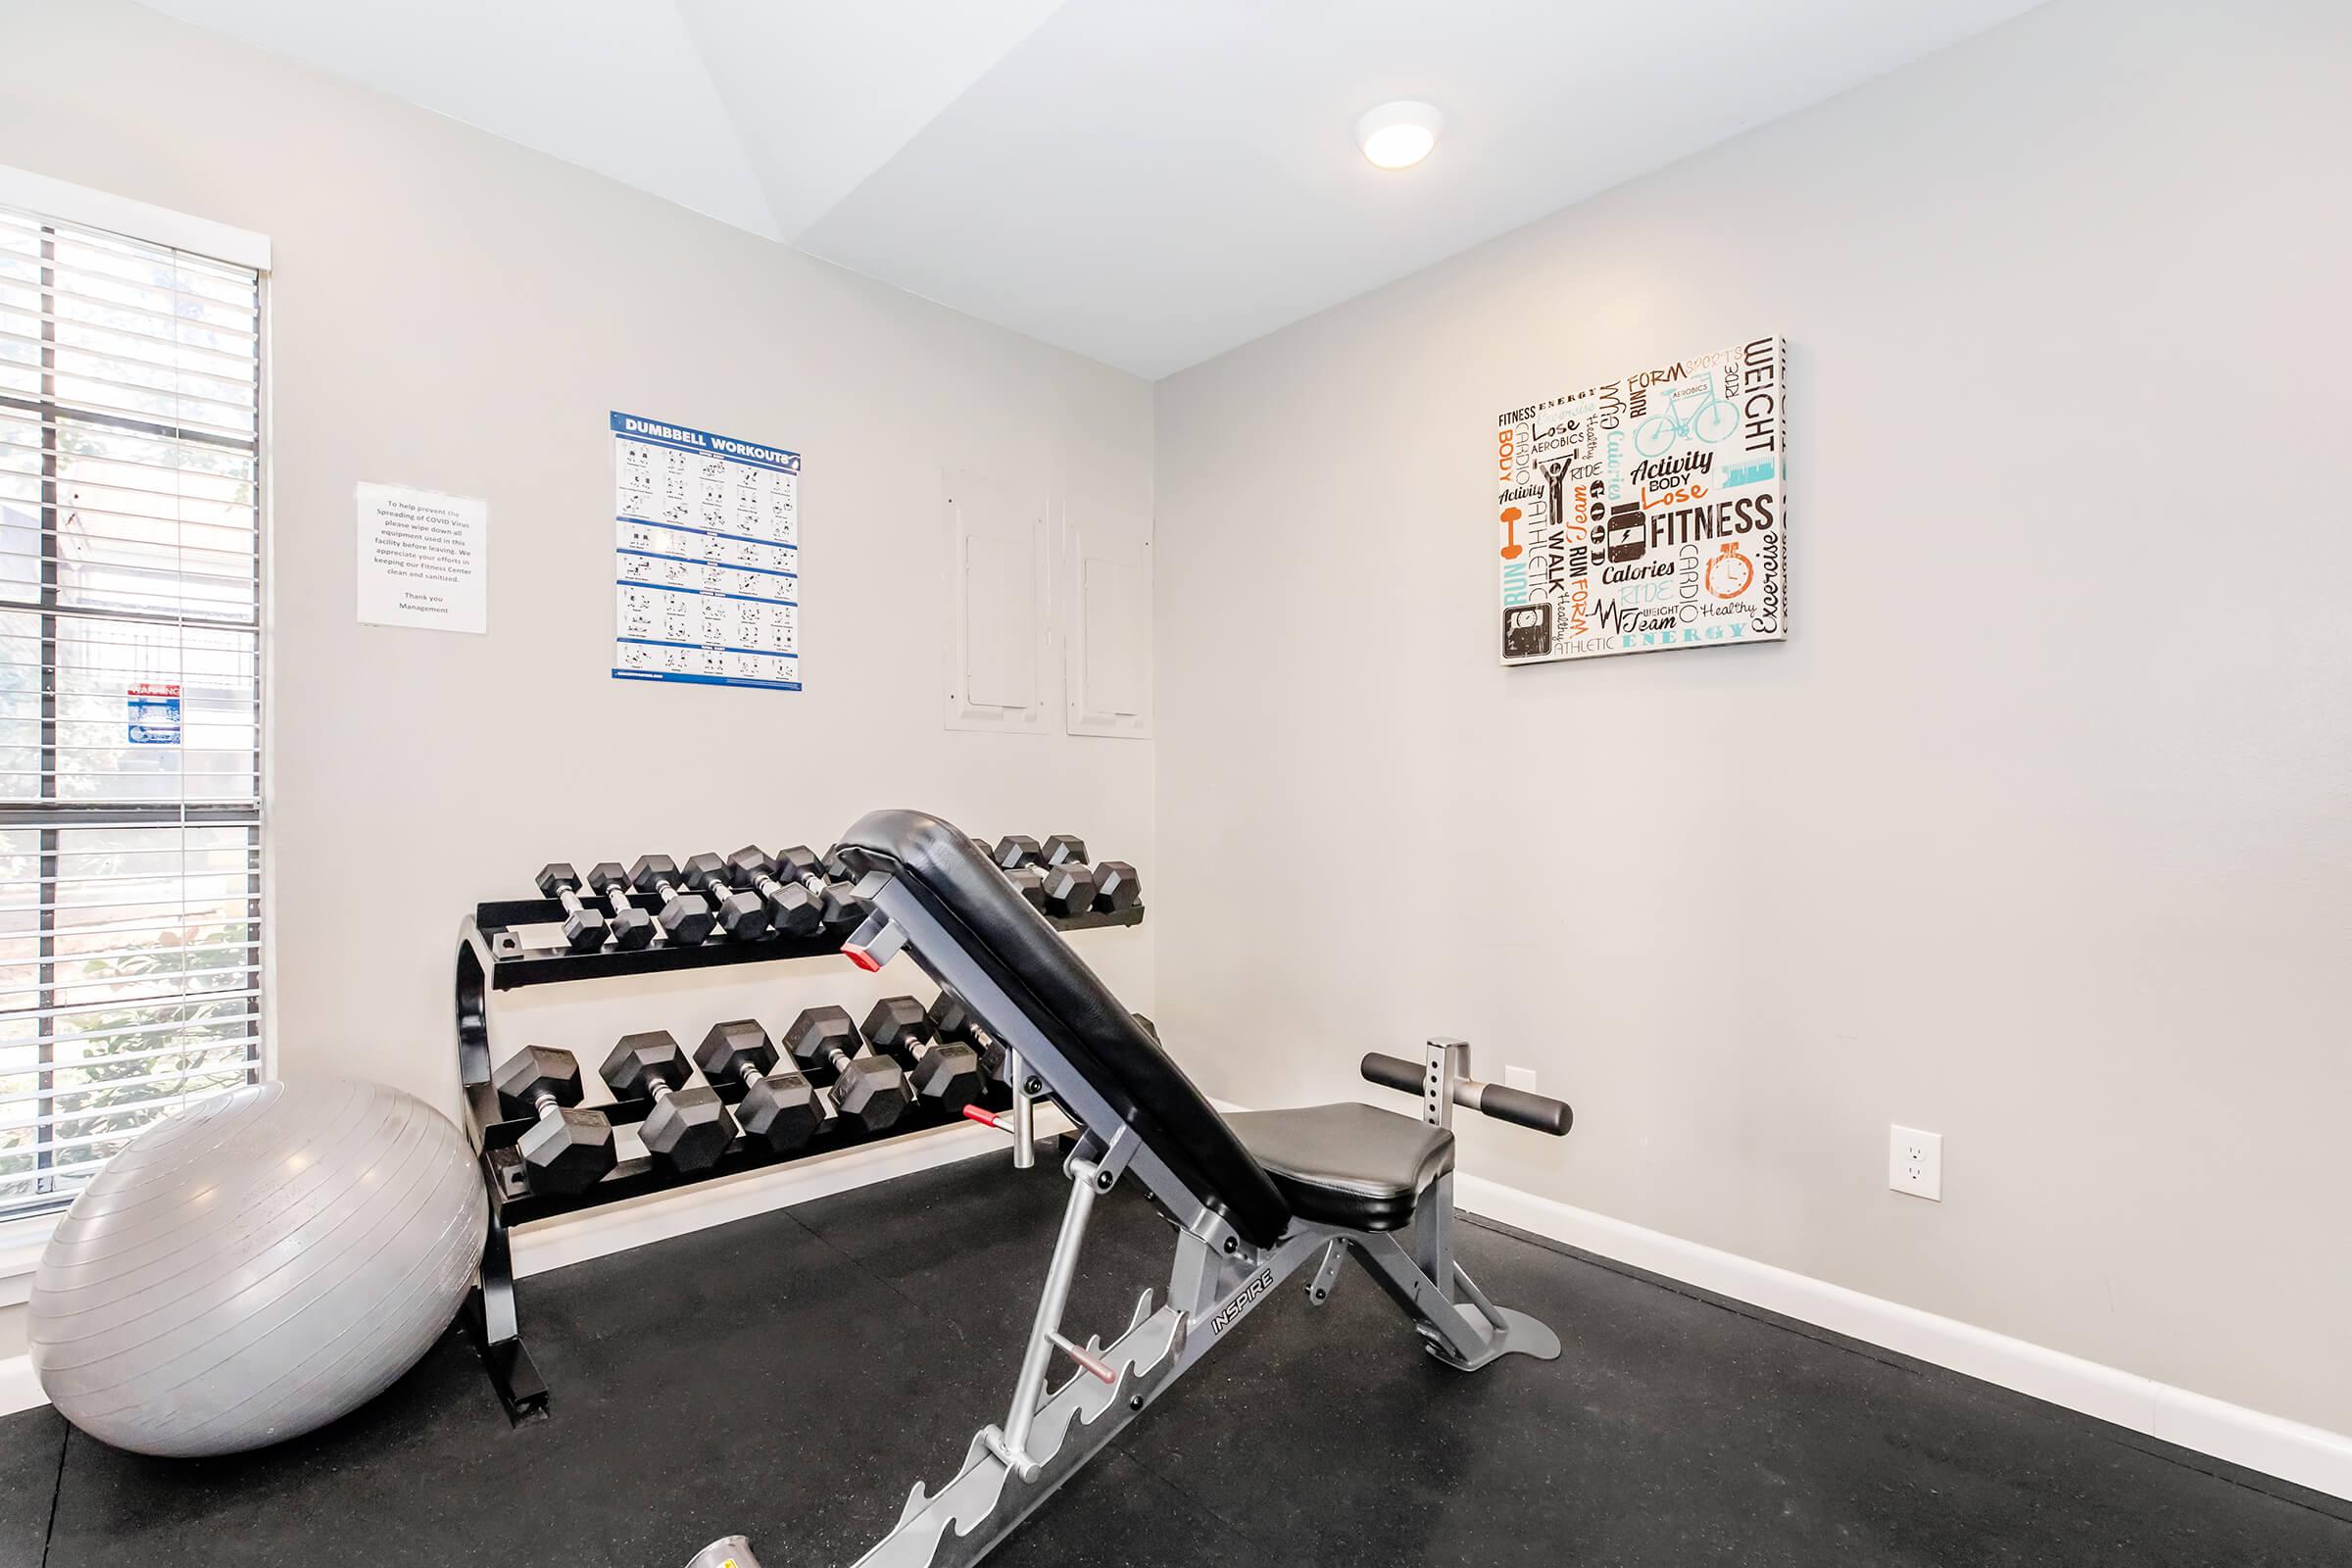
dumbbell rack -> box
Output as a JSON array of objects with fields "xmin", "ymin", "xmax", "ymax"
[{"xmin": 454, "ymin": 889, "xmax": 1144, "ymax": 1424}]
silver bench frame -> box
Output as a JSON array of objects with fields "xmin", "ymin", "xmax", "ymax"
[{"xmin": 751, "ymin": 874, "xmax": 1560, "ymax": 1568}]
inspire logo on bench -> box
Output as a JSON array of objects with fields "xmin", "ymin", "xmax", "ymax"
[{"xmin": 1212, "ymin": 1268, "xmax": 1277, "ymax": 1336}]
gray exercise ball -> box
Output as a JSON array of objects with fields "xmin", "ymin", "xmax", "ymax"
[{"xmin": 27, "ymin": 1078, "xmax": 485, "ymax": 1457}]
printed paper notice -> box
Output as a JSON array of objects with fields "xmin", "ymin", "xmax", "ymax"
[
  {"xmin": 357, "ymin": 482, "xmax": 487, "ymax": 633},
  {"xmin": 611, "ymin": 411, "xmax": 801, "ymax": 692}
]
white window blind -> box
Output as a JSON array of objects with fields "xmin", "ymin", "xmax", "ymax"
[{"xmin": 0, "ymin": 201, "xmax": 263, "ymax": 1220}]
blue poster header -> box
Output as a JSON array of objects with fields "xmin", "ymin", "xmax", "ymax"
[{"xmin": 610, "ymin": 411, "xmax": 802, "ymax": 473}]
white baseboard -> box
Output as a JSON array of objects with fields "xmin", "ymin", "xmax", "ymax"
[
  {"xmin": 1451, "ymin": 1172, "xmax": 2352, "ymax": 1504},
  {"xmin": 1215, "ymin": 1091, "xmax": 2352, "ymax": 1500},
  {"xmin": 0, "ymin": 1110, "xmax": 1063, "ymax": 1418}
]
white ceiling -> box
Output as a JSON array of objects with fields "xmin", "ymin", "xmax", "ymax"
[{"xmin": 148, "ymin": 0, "xmax": 2041, "ymax": 377}]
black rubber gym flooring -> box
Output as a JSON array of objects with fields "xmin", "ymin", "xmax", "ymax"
[{"xmin": 4, "ymin": 1150, "xmax": 2348, "ymax": 1566}]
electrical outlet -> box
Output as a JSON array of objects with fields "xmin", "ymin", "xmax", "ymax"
[
  {"xmin": 1503, "ymin": 1065, "xmax": 1538, "ymax": 1093},
  {"xmin": 1889, "ymin": 1125, "xmax": 1942, "ymax": 1200}
]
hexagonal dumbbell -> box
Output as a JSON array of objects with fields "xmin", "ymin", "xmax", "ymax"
[
  {"xmin": 773, "ymin": 846, "xmax": 865, "ymax": 928},
  {"xmin": 1092, "ymin": 860, "xmax": 1142, "ymax": 913},
  {"xmin": 727, "ymin": 845, "xmax": 822, "ymax": 936},
  {"xmin": 992, "ymin": 835, "xmax": 1093, "ymax": 917},
  {"xmin": 694, "ymin": 1018, "xmax": 823, "ymax": 1154},
  {"xmin": 601, "ymin": 1031, "xmax": 737, "ymax": 1172},
  {"xmin": 1003, "ymin": 863, "xmax": 1047, "ymax": 907},
  {"xmin": 533, "ymin": 863, "xmax": 609, "ymax": 954},
  {"xmin": 861, "ymin": 996, "xmax": 984, "ymax": 1111},
  {"xmin": 682, "ymin": 852, "xmax": 770, "ymax": 942},
  {"xmin": 1034, "ymin": 860, "xmax": 1096, "ymax": 917},
  {"xmin": 492, "ymin": 1045, "xmax": 616, "ymax": 1196},
  {"xmin": 1030, "ymin": 834, "xmax": 1100, "ymax": 916},
  {"xmin": 783, "ymin": 1005, "xmax": 911, "ymax": 1134},
  {"xmin": 629, "ymin": 855, "xmax": 714, "ymax": 946},
  {"xmin": 584, "ymin": 861, "xmax": 657, "ymax": 951},
  {"xmin": 928, "ymin": 992, "xmax": 1007, "ymax": 1083}
]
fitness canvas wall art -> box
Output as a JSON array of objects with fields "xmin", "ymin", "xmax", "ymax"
[{"xmin": 1495, "ymin": 335, "xmax": 1787, "ymax": 664}]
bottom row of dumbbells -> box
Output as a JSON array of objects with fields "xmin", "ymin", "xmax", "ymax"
[{"xmin": 491, "ymin": 995, "xmax": 1004, "ymax": 1196}]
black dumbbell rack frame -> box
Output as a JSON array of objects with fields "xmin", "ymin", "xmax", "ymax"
[{"xmin": 455, "ymin": 888, "xmax": 1143, "ymax": 1423}]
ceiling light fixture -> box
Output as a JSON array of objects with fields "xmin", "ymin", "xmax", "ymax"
[{"xmin": 1354, "ymin": 100, "xmax": 1444, "ymax": 170}]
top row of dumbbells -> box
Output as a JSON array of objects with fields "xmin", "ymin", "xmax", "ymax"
[
  {"xmin": 534, "ymin": 848, "xmax": 852, "ymax": 954},
  {"xmin": 976, "ymin": 833, "xmax": 1140, "ymax": 921},
  {"xmin": 530, "ymin": 837, "xmax": 1140, "ymax": 955}
]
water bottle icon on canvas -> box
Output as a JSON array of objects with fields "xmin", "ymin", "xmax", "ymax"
[{"xmin": 1604, "ymin": 502, "xmax": 1646, "ymax": 564}]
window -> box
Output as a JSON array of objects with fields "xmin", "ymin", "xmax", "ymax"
[{"xmin": 0, "ymin": 200, "xmax": 264, "ymax": 1221}]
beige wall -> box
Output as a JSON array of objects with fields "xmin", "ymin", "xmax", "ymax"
[
  {"xmin": 1152, "ymin": 0, "xmax": 2352, "ymax": 1434},
  {"xmin": 0, "ymin": 0, "xmax": 1156, "ymax": 1339}
]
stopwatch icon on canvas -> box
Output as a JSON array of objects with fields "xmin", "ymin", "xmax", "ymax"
[{"xmin": 1704, "ymin": 540, "xmax": 1754, "ymax": 600}]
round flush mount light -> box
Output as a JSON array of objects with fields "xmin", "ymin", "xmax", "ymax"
[{"xmin": 1355, "ymin": 100, "xmax": 1444, "ymax": 170}]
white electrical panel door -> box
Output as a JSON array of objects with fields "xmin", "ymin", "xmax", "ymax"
[
  {"xmin": 945, "ymin": 468, "xmax": 1053, "ymax": 733},
  {"xmin": 1065, "ymin": 511, "xmax": 1153, "ymax": 739}
]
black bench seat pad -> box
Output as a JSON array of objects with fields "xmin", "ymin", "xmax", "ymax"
[{"xmin": 1227, "ymin": 1103, "xmax": 1454, "ymax": 1232}]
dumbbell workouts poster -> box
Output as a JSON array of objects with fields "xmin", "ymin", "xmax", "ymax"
[
  {"xmin": 1495, "ymin": 335, "xmax": 1787, "ymax": 665},
  {"xmin": 611, "ymin": 411, "xmax": 803, "ymax": 690}
]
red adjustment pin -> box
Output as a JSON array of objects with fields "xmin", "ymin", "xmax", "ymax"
[
  {"xmin": 961, "ymin": 1103, "xmax": 1006, "ymax": 1132},
  {"xmin": 1049, "ymin": 1330, "xmax": 1117, "ymax": 1385},
  {"xmin": 842, "ymin": 945, "xmax": 882, "ymax": 972}
]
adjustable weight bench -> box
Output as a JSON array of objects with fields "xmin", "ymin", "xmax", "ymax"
[{"xmin": 687, "ymin": 809, "xmax": 1575, "ymax": 1568}]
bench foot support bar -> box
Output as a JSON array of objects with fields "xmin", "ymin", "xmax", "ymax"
[
  {"xmin": 1341, "ymin": 1230, "xmax": 1564, "ymax": 1371},
  {"xmin": 1427, "ymin": 1251, "xmax": 1560, "ymax": 1368}
]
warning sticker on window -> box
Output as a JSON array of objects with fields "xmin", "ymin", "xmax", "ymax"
[{"xmin": 127, "ymin": 682, "xmax": 181, "ymax": 745}]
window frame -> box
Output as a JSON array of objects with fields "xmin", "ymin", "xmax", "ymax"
[{"xmin": 0, "ymin": 169, "xmax": 271, "ymax": 1248}]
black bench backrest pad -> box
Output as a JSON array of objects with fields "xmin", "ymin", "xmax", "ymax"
[{"xmin": 836, "ymin": 809, "xmax": 1291, "ymax": 1248}]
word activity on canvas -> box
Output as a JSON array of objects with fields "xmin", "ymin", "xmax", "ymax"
[
  {"xmin": 1497, "ymin": 335, "xmax": 1787, "ymax": 664},
  {"xmin": 611, "ymin": 410, "xmax": 803, "ymax": 691}
]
